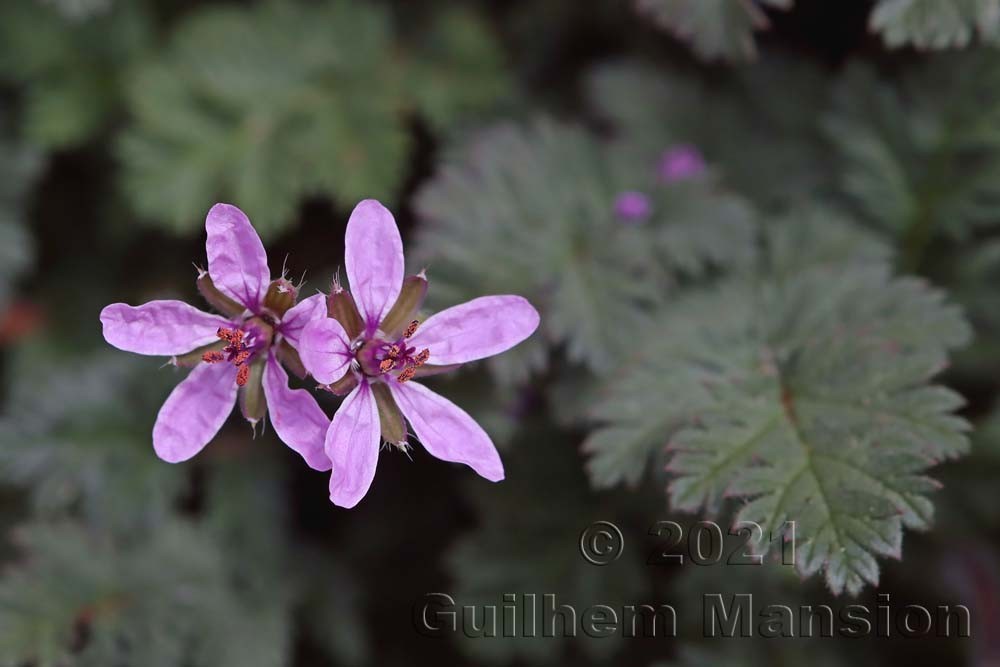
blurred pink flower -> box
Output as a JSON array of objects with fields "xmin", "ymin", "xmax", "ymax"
[
  {"xmin": 614, "ymin": 191, "xmax": 652, "ymax": 223},
  {"xmin": 657, "ymin": 144, "xmax": 706, "ymax": 182},
  {"xmin": 299, "ymin": 199, "xmax": 540, "ymax": 508},
  {"xmin": 100, "ymin": 204, "xmax": 330, "ymax": 470}
]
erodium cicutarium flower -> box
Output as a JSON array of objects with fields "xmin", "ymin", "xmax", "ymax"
[
  {"xmin": 298, "ymin": 199, "xmax": 540, "ymax": 508},
  {"xmin": 100, "ymin": 204, "xmax": 330, "ymax": 470},
  {"xmin": 657, "ymin": 144, "xmax": 706, "ymax": 183}
]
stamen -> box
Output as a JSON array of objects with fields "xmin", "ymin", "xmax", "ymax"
[
  {"xmin": 403, "ymin": 320, "xmax": 419, "ymax": 339},
  {"xmin": 236, "ymin": 365, "xmax": 250, "ymax": 386},
  {"xmin": 413, "ymin": 349, "xmax": 430, "ymax": 366},
  {"xmin": 397, "ymin": 367, "xmax": 416, "ymax": 383},
  {"xmin": 202, "ymin": 351, "xmax": 225, "ymax": 363},
  {"xmin": 379, "ymin": 358, "xmax": 397, "ymax": 373}
]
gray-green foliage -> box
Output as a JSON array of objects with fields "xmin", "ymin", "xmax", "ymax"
[
  {"xmin": 587, "ymin": 59, "xmax": 832, "ymax": 208},
  {"xmin": 584, "ymin": 212, "xmax": 970, "ymax": 594},
  {"xmin": 0, "ymin": 123, "xmax": 40, "ymax": 313},
  {"xmin": 446, "ymin": 421, "xmax": 646, "ymax": 663},
  {"xmin": 634, "ymin": 0, "xmax": 793, "ymax": 62},
  {"xmin": 413, "ymin": 119, "xmax": 754, "ymax": 383},
  {"xmin": 0, "ymin": 0, "xmax": 150, "ymax": 148},
  {"xmin": 0, "ymin": 349, "xmax": 183, "ymax": 531},
  {"xmin": 826, "ymin": 53, "xmax": 1000, "ymax": 266},
  {"xmin": 0, "ymin": 516, "xmax": 292, "ymax": 667},
  {"xmin": 870, "ymin": 0, "xmax": 1000, "ymax": 49},
  {"xmin": 118, "ymin": 0, "xmax": 509, "ymax": 239}
]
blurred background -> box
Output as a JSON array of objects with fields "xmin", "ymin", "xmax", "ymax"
[{"xmin": 1, "ymin": 0, "xmax": 1000, "ymax": 665}]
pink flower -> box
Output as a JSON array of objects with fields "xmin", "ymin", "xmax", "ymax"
[
  {"xmin": 100, "ymin": 204, "xmax": 330, "ymax": 470},
  {"xmin": 298, "ymin": 200, "xmax": 540, "ymax": 508},
  {"xmin": 657, "ymin": 144, "xmax": 706, "ymax": 182},
  {"xmin": 614, "ymin": 191, "xmax": 652, "ymax": 223}
]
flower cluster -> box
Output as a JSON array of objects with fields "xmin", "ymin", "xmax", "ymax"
[{"xmin": 100, "ymin": 200, "xmax": 539, "ymax": 507}]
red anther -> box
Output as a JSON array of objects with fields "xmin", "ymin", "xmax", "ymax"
[
  {"xmin": 413, "ymin": 349, "xmax": 430, "ymax": 366},
  {"xmin": 202, "ymin": 351, "xmax": 225, "ymax": 363},
  {"xmin": 397, "ymin": 367, "xmax": 416, "ymax": 383},
  {"xmin": 387, "ymin": 344, "xmax": 400, "ymax": 358},
  {"xmin": 233, "ymin": 350, "xmax": 251, "ymax": 366},
  {"xmin": 216, "ymin": 327, "xmax": 244, "ymax": 344},
  {"xmin": 236, "ymin": 364, "xmax": 250, "ymax": 386},
  {"xmin": 403, "ymin": 320, "xmax": 419, "ymax": 339},
  {"xmin": 379, "ymin": 358, "xmax": 396, "ymax": 373}
]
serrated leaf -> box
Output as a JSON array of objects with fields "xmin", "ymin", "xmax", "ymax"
[
  {"xmin": 825, "ymin": 54, "xmax": 1000, "ymax": 265},
  {"xmin": 0, "ymin": 348, "xmax": 184, "ymax": 531},
  {"xmin": 414, "ymin": 118, "xmax": 755, "ymax": 381},
  {"xmin": 118, "ymin": 1, "xmax": 509, "ymax": 239},
  {"xmin": 587, "ymin": 59, "xmax": 833, "ymax": 208},
  {"xmin": 0, "ymin": 0, "xmax": 151, "ymax": 148},
  {"xmin": 870, "ymin": 0, "xmax": 1000, "ymax": 49},
  {"xmin": 635, "ymin": 0, "xmax": 793, "ymax": 62},
  {"xmin": 584, "ymin": 213, "xmax": 969, "ymax": 594}
]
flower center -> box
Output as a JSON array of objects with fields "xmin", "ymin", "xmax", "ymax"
[
  {"xmin": 201, "ymin": 319, "xmax": 273, "ymax": 386},
  {"xmin": 357, "ymin": 319, "xmax": 429, "ymax": 383}
]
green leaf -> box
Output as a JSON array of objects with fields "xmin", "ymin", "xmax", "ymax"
[
  {"xmin": 587, "ymin": 59, "xmax": 833, "ymax": 208},
  {"xmin": 825, "ymin": 54, "xmax": 1000, "ymax": 266},
  {"xmin": 869, "ymin": 0, "xmax": 1000, "ymax": 49},
  {"xmin": 118, "ymin": 1, "xmax": 510, "ymax": 239},
  {"xmin": 0, "ymin": 348, "xmax": 185, "ymax": 532},
  {"xmin": 0, "ymin": 0, "xmax": 151, "ymax": 148},
  {"xmin": 446, "ymin": 420, "xmax": 646, "ymax": 663},
  {"xmin": 635, "ymin": 0, "xmax": 793, "ymax": 62},
  {"xmin": 584, "ymin": 213, "xmax": 969, "ymax": 594},
  {"xmin": 413, "ymin": 118, "xmax": 755, "ymax": 381}
]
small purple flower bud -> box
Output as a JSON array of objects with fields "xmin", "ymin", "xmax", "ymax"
[
  {"xmin": 657, "ymin": 144, "xmax": 706, "ymax": 183},
  {"xmin": 614, "ymin": 191, "xmax": 652, "ymax": 223}
]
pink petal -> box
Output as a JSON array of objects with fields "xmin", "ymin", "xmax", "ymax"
[
  {"xmin": 152, "ymin": 361, "xmax": 238, "ymax": 463},
  {"xmin": 101, "ymin": 300, "xmax": 230, "ymax": 356},
  {"xmin": 205, "ymin": 203, "xmax": 271, "ymax": 311},
  {"xmin": 408, "ymin": 295, "xmax": 540, "ymax": 365},
  {"xmin": 299, "ymin": 318, "xmax": 353, "ymax": 384},
  {"xmin": 326, "ymin": 381, "xmax": 380, "ymax": 508},
  {"xmin": 280, "ymin": 293, "xmax": 326, "ymax": 349},
  {"xmin": 389, "ymin": 379, "xmax": 504, "ymax": 482},
  {"xmin": 345, "ymin": 199, "xmax": 404, "ymax": 331},
  {"xmin": 262, "ymin": 354, "xmax": 332, "ymax": 471}
]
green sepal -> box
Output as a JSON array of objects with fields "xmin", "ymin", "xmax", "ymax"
[
  {"xmin": 327, "ymin": 288, "xmax": 364, "ymax": 339},
  {"xmin": 380, "ymin": 273, "xmax": 428, "ymax": 339},
  {"xmin": 371, "ymin": 382, "xmax": 406, "ymax": 445},
  {"xmin": 326, "ymin": 371, "xmax": 359, "ymax": 396},
  {"xmin": 276, "ymin": 340, "xmax": 307, "ymax": 379},
  {"xmin": 171, "ymin": 340, "xmax": 224, "ymax": 367},
  {"xmin": 238, "ymin": 358, "xmax": 267, "ymax": 424},
  {"xmin": 197, "ymin": 272, "xmax": 245, "ymax": 318}
]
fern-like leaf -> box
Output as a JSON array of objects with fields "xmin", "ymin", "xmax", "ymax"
[
  {"xmin": 118, "ymin": 1, "xmax": 509, "ymax": 238},
  {"xmin": 414, "ymin": 119, "xmax": 754, "ymax": 382},
  {"xmin": 635, "ymin": 0, "xmax": 793, "ymax": 62},
  {"xmin": 870, "ymin": 0, "xmax": 1000, "ymax": 49},
  {"xmin": 825, "ymin": 54, "xmax": 1000, "ymax": 266},
  {"xmin": 584, "ymin": 213, "xmax": 970, "ymax": 594}
]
